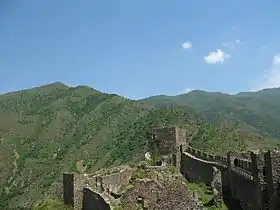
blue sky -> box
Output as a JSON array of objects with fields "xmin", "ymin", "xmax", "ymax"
[{"xmin": 1, "ymin": 0, "xmax": 280, "ymax": 99}]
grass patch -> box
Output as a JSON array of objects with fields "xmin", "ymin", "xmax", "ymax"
[
  {"xmin": 32, "ymin": 199, "xmax": 73, "ymax": 210},
  {"xmin": 187, "ymin": 182, "xmax": 227, "ymax": 210}
]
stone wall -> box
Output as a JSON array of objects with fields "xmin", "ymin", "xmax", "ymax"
[
  {"xmin": 185, "ymin": 146, "xmax": 227, "ymax": 166},
  {"xmin": 180, "ymin": 152, "xmax": 214, "ymax": 185},
  {"xmin": 153, "ymin": 127, "xmax": 177, "ymax": 155},
  {"xmin": 98, "ymin": 168, "xmax": 134, "ymax": 193},
  {"xmin": 233, "ymin": 158, "xmax": 252, "ymax": 172},
  {"xmin": 271, "ymin": 152, "xmax": 280, "ymax": 182},
  {"xmin": 63, "ymin": 173, "xmax": 74, "ymax": 207},
  {"xmin": 62, "ymin": 167, "xmax": 133, "ymax": 209},
  {"xmin": 74, "ymin": 173, "xmax": 85, "ymax": 210},
  {"xmin": 181, "ymin": 146, "xmax": 280, "ymax": 209},
  {"xmin": 82, "ymin": 188, "xmax": 111, "ymax": 210},
  {"xmin": 62, "ymin": 126, "xmax": 280, "ymax": 210},
  {"xmin": 153, "ymin": 127, "xmax": 187, "ymax": 156},
  {"xmin": 152, "ymin": 126, "xmax": 187, "ymax": 169},
  {"xmin": 175, "ymin": 127, "xmax": 187, "ymax": 148},
  {"xmin": 228, "ymin": 171, "xmax": 261, "ymax": 207}
]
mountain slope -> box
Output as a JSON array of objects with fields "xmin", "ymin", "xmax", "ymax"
[
  {"xmin": 139, "ymin": 88, "xmax": 280, "ymax": 140},
  {"xmin": 0, "ymin": 83, "xmax": 274, "ymax": 209},
  {"xmin": 0, "ymin": 83, "xmax": 152, "ymax": 208}
]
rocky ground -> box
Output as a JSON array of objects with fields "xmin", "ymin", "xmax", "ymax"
[
  {"xmin": 117, "ymin": 166, "xmax": 203, "ymax": 210},
  {"xmin": 85, "ymin": 161, "xmax": 210, "ymax": 210}
]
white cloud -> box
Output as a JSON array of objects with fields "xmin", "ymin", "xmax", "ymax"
[
  {"xmin": 273, "ymin": 55, "xmax": 280, "ymax": 65},
  {"xmin": 65, "ymin": 84, "xmax": 78, "ymax": 87},
  {"xmin": 236, "ymin": 39, "xmax": 241, "ymax": 44},
  {"xmin": 204, "ymin": 49, "xmax": 230, "ymax": 64},
  {"xmin": 181, "ymin": 41, "xmax": 192, "ymax": 49},
  {"xmin": 253, "ymin": 54, "xmax": 280, "ymax": 90},
  {"xmin": 222, "ymin": 39, "xmax": 241, "ymax": 49},
  {"xmin": 178, "ymin": 87, "xmax": 194, "ymax": 95},
  {"xmin": 183, "ymin": 87, "xmax": 194, "ymax": 93}
]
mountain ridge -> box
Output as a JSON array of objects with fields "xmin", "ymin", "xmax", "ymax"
[
  {"xmin": 139, "ymin": 87, "xmax": 280, "ymax": 140},
  {"xmin": 0, "ymin": 82, "xmax": 279, "ymax": 209}
]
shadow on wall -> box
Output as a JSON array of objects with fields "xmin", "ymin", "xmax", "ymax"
[{"xmin": 82, "ymin": 188, "xmax": 111, "ymax": 210}]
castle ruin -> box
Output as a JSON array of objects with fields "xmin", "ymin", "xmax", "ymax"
[{"xmin": 62, "ymin": 126, "xmax": 280, "ymax": 210}]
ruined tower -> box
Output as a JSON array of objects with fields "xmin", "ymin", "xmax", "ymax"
[{"xmin": 152, "ymin": 126, "xmax": 187, "ymax": 168}]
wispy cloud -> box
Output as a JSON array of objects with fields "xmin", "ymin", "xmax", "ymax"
[
  {"xmin": 273, "ymin": 55, "xmax": 280, "ymax": 65},
  {"xmin": 178, "ymin": 87, "xmax": 194, "ymax": 95},
  {"xmin": 181, "ymin": 41, "xmax": 192, "ymax": 50},
  {"xmin": 252, "ymin": 54, "xmax": 280, "ymax": 90},
  {"xmin": 204, "ymin": 49, "xmax": 230, "ymax": 64},
  {"xmin": 222, "ymin": 39, "xmax": 241, "ymax": 49},
  {"xmin": 65, "ymin": 83, "xmax": 78, "ymax": 87}
]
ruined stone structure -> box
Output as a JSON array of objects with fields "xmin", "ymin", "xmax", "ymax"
[
  {"xmin": 180, "ymin": 146, "xmax": 280, "ymax": 209},
  {"xmin": 63, "ymin": 126, "xmax": 280, "ymax": 210},
  {"xmin": 63, "ymin": 166, "xmax": 134, "ymax": 210},
  {"xmin": 152, "ymin": 126, "xmax": 187, "ymax": 168}
]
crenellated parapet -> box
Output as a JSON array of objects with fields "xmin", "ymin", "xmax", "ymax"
[
  {"xmin": 233, "ymin": 158, "xmax": 252, "ymax": 172},
  {"xmin": 183, "ymin": 144, "xmax": 280, "ymax": 209},
  {"xmin": 185, "ymin": 146, "xmax": 227, "ymax": 166}
]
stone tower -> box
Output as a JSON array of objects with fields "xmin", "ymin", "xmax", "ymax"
[{"xmin": 152, "ymin": 126, "xmax": 187, "ymax": 168}]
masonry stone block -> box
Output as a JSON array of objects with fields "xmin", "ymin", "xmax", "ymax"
[{"xmin": 63, "ymin": 173, "xmax": 74, "ymax": 207}]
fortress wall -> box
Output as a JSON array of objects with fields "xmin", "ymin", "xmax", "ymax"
[
  {"xmin": 180, "ymin": 152, "xmax": 214, "ymax": 185},
  {"xmin": 229, "ymin": 171, "xmax": 261, "ymax": 207},
  {"xmin": 215, "ymin": 155, "xmax": 227, "ymax": 166},
  {"xmin": 231, "ymin": 151, "xmax": 251, "ymax": 160},
  {"xmin": 186, "ymin": 147, "xmax": 209, "ymax": 161},
  {"xmin": 181, "ymin": 147, "xmax": 265, "ymax": 208},
  {"xmin": 62, "ymin": 124, "xmax": 280, "ymax": 210},
  {"xmin": 221, "ymin": 169, "xmax": 230, "ymax": 193},
  {"xmin": 233, "ymin": 158, "xmax": 252, "ymax": 172},
  {"xmin": 82, "ymin": 188, "xmax": 110, "ymax": 210},
  {"xmin": 271, "ymin": 152, "xmax": 280, "ymax": 181},
  {"xmin": 101, "ymin": 168, "xmax": 133, "ymax": 192},
  {"xmin": 186, "ymin": 146, "xmax": 227, "ymax": 166},
  {"xmin": 175, "ymin": 127, "xmax": 187, "ymax": 148},
  {"xmin": 154, "ymin": 127, "xmax": 177, "ymax": 155},
  {"xmin": 74, "ymin": 173, "xmax": 85, "ymax": 210},
  {"xmin": 63, "ymin": 173, "xmax": 74, "ymax": 207},
  {"xmin": 63, "ymin": 173, "xmax": 86, "ymax": 209},
  {"xmin": 62, "ymin": 169, "xmax": 133, "ymax": 209}
]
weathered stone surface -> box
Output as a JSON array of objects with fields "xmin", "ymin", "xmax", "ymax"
[
  {"xmin": 62, "ymin": 126, "xmax": 280, "ymax": 210},
  {"xmin": 82, "ymin": 188, "xmax": 111, "ymax": 210},
  {"xmin": 211, "ymin": 166, "xmax": 222, "ymax": 206},
  {"xmin": 119, "ymin": 167, "xmax": 202, "ymax": 210}
]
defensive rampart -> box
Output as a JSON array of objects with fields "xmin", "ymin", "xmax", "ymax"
[
  {"xmin": 63, "ymin": 167, "xmax": 134, "ymax": 209},
  {"xmin": 62, "ymin": 126, "xmax": 280, "ymax": 210},
  {"xmin": 181, "ymin": 145, "xmax": 280, "ymax": 210}
]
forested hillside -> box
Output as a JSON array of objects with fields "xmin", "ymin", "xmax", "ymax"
[
  {"xmin": 139, "ymin": 89, "xmax": 280, "ymax": 141},
  {"xmin": 0, "ymin": 83, "xmax": 276, "ymax": 209}
]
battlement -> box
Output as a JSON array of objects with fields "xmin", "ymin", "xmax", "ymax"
[
  {"xmin": 233, "ymin": 158, "xmax": 252, "ymax": 172},
  {"xmin": 185, "ymin": 146, "xmax": 227, "ymax": 166},
  {"xmin": 182, "ymin": 145, "xmax": 280, "ymax": 209}
]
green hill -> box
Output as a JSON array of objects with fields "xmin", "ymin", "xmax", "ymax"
[
  {"xmin": 0, "ymin": 83, "xmax": 276, "ymax": 209},
  {"xmin": 139, "ymin": 88, "xmax": 280, "ymax": 141}
]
